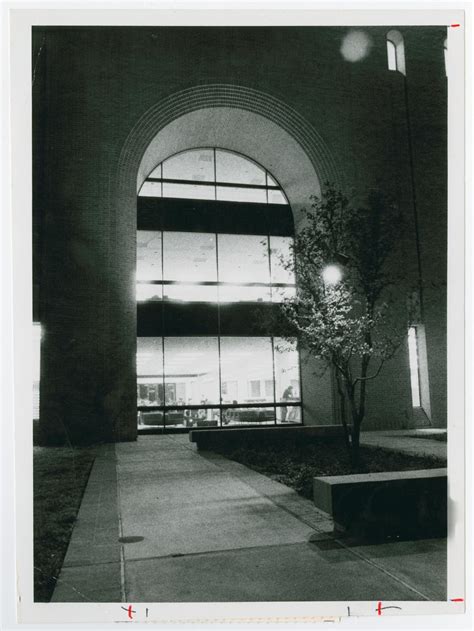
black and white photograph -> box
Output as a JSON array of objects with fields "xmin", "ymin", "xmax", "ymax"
[{"xmin": 3, "ymin": 4, "xmax": 468, "ymax": 626}]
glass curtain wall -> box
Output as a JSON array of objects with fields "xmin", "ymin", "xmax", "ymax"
[
  {"xmin": 137, "ymin": 149, "xmax": 302, "ymax": 429},
  {"xmin": 137, "ymin": 231, "xmax": 295, "ymax": 304},
  {"xmin": 137, "ymin": 335, "xmax": 301, "ymax": 428}
]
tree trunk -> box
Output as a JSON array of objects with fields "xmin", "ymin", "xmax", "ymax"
[
  {"xmin": 345, "ymin": 383, "xmax": 362, "ymax": 469},
  {"xmin": 351, "ymin": 419, "xmax": 361, "ymax": 469},
  {"xmin": 335, "ymin": 371, "xmax": 352, "ymax": 460}
]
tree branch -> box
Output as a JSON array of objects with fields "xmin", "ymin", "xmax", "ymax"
[{"xmin": 353, "ymin": 359, "xmax": 385, "ymax": 384}]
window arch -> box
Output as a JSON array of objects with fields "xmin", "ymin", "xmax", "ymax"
[
  {"xmin": 139, "ymin": 148, "xmax": 289, "ymax": 205},
  {"xmin": 386, "ymin": 30, "xmax": 406, "ymax": 75}
]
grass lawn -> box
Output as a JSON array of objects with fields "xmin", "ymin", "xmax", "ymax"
[
  {"xmin": 34, "ymin": 445, "xmax": 100, "ymax": 602},
  {"xmin": 212, "ymin": 440, "xmax": 447, "ymax": 500}
]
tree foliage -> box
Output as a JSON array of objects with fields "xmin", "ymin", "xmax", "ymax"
[{"xmin": 278, "ymin": 185, "xmax": 406, "ymax": 464}]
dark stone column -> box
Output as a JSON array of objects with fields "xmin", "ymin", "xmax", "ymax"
[
  {"xmin": 38, "ymin": 190, "xmax": 137, "ymax": 445},
  {"xmin": 36, "ymin": 30, "xmax": 137, "ymax": 445}
]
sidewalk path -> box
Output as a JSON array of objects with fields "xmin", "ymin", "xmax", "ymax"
[
  {"xmin": 52, "ymin": 435, "xmax": 446, "ymax": 603},
  {"xmin": 360, "ymin": 430, "xmax": 447, "ymax": 460}
]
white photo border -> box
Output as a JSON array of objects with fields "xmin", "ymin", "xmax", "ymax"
[{"xmin": 3, "ymin": 2, "xmax": 469, "ymax": 627}]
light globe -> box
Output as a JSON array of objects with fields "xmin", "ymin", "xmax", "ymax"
[{"xmin": 322, "ymin": 264, "xmax": 343, "ymax": 286}]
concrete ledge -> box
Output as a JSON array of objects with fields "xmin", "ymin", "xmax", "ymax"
[
  {"xmin": 313, "ymin": 468, "xmax": 447, "ymax": 539},
  {"xmin": 189, "ymin": 424, "xmax": 345, "ymax": 450}
]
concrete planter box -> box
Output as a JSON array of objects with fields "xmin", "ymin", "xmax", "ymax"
[
  {"xmin": 190, "ymin": 424, "xmax": 345, "ymax": 450},
  {"xmin": 313, "ymin": 469, "xmax": 447, "ymax": 539}
]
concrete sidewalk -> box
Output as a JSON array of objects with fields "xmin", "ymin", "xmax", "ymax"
[
  {"xmin": 52, "ymin": 435, "xmax": 446, "ymax": 602},
  {"xmin": 360, "ymin": 430, "xmax": 447, "ymax": 460}
]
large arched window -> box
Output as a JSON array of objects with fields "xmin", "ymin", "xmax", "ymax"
[
  {"xmin": 136, "ymin": 148, "xmax": 302, "ymax": 431},
  {"xmin": 386, "ymin": 30, "xmax": 406, "ymax": 75}
]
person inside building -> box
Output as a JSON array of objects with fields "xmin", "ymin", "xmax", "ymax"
[{"xmin": 281, "ymin": 385, "xmax": 295, "ymax": 422}]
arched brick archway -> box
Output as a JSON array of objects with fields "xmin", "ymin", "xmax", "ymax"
[
  {"xmin": 134, "ymin": 107, "xmax": 321, "ymax": 227},
  {"xmin": 109, "ymin": 85, "xmax": 341, "ymax": 441},
  {"xmin": 116, "ymin": 84, "xmax": 342, "ymax": 200}
]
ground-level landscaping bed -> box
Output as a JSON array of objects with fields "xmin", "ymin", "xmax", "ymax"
[
  {"xmin": 211, "ymin": 439, "xmax": 447, "ymax": 500},
  {"xmin": 412, "ymin": 433, "xmax": 447, "ymax": 442},
  {"xmin": 34, "ymin": 445, "xmax": 100, "ymax": 602}
]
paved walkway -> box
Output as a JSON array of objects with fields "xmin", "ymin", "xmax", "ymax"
[
  {"xmin": 360, "ymin": 430, "xmax": 447, "ymax": 460},
  {"xmin": 52, "ymin": 435, "xmax": 446, "ymax": 602}
]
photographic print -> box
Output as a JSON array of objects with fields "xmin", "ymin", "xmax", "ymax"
[{"xmin": 7, "ymin": 5, "xmax": 467, "ymax": 625}]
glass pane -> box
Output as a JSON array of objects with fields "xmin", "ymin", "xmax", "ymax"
[
  {"xmin": 137, "ymin": 231, "xmax": 162, "ymax": 281},
  {"xmin": 218, "ymin": 285, "xmax": 271, "ymax": 303},
  {"xmin": 270, "ymin": 236, "xmax": 295, "ymax": 284},
  {"xmin": 220, "ymin": 337, "xmax": 274, "ymax": 404},
  {"xmin": 408, "ymin": 327, "xmax": 421, "ymax": 407},
  {"xmin": 218, "ymin": 234, "xmax": 270, "ymax": 284},
  {"xmin": 139, "ymin": 408, "xmax": 222, "ymax": 429},
  {"xmin": 271, "ymin": 286, "xmax": 296, "ymax": 303},
  {"xmin": 216, "ymin": 150, "xmax": 266, "ymax": 185},
  {"xmin": 276, "ymin": 405, "xmax": 301, "ymax": 424},
  {"xmin": 163, "ymin": 283, "xmax": 218, "ymax": 303},
  {"xmin": 137, "ymin": 337, "xmax": 164, "ymax": 406},
  {"xmin": 148, "ymin": 163, "xmax": 162, "ymax": 179},
  {"xmin": 164, "ymin": 337, "xmax": 220, "ymax": 405},
  {"xmin": 162, "ymin": 149, "xmax": 215, "ymax": 182},
  {"xmin": 267, "ymin": 189, "xmax": 288, "ymax": 205},
  {"xmin": 162, "ymin": 182, "xmax": 215, "ymax": 200},
  {"xmin": 222, "ymin": 406, "xmax": 276, "ymax": 426},
  {"xmin": 274, "ymin": 338, "xmax": 301, "ymax": 406},
  {"xmin": 176, "ymin": 408, "xmax": 221, "ymax": 429},
  {"xmin": 216, "ymin": 186, "xmax": 267, "ymax": 204},
  {"xmin": 138, "ymin": 410, "xmax": 165, "ymax": 427},
  {"xmin": 139, "ymin": 181, "xmax": 162, "ymax": 198},
  {"xmin": 387, "ymin": 40, "xmax": 397, "ymax": 71},
  {"xmin": 137, "ymin": 283, "xmax": 163, "ymax": 302},
  {"xmin": 267, "ymin": 173, "xmax": 278, "ymax": 187},
  {"xmin": 163, "ymin": 232, "xmax": 217, "ymax": 282}
]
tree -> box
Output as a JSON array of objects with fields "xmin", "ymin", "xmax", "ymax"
[{"xmin": 277, "ymin": 184, "xmax": 405, "ymax": 466}]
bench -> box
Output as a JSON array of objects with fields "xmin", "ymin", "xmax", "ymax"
[
  {"xmin": 189, "ymin": 424, "xmax": 345, "ymax": 450},
  {"xmin": 313, "ymin": 468, "xmax": 447, "ymax": 539}
]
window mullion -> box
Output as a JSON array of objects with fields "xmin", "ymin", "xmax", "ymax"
[
  {"xmin": 213, "ymin": 148, "xmax": 217, "ymax": 201},
  {"xmin": 215, "ymin": 231, "xmax": 223, "ymax": 425},
  {"xmin": 271, "ymin": 337, "xmax": 277, "ymax": 425}
]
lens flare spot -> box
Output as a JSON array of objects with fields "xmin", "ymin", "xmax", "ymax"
[{"xmin": 340, "ymin": 30, "xmax": 372, "ymax": 63}]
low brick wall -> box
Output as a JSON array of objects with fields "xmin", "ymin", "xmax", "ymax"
[
  {"xmin": 313, "ymin": 469, "xmax": 447, "ymax": 539},
  {"xmin": 189, "ymin": 424, "xmax": 345, "ymax": 450}
]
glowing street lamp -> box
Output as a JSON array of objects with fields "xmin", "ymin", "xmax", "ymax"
[{"xmin": 322, "ymin": 264, "xmax": 343, "ymax": 286}]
